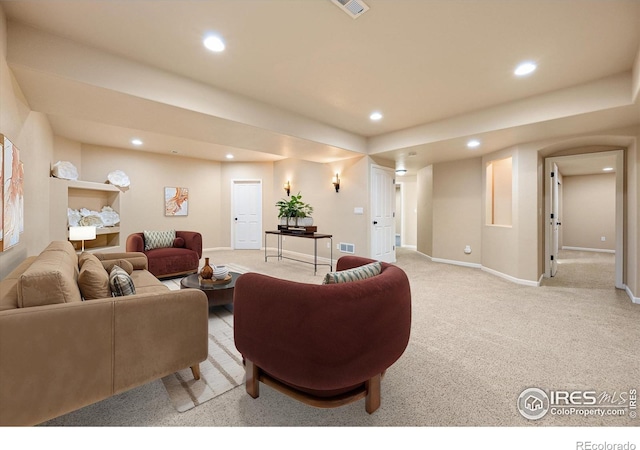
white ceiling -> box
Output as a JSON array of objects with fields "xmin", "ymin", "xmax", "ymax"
[{"xmin": 2, "ymin": 0, "xmax": 639, "ymax": 175}]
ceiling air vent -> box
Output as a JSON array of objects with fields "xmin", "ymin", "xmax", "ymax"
[{"xmin": 331, "ymin": 0, "xmax": 370, "ymax": 19}]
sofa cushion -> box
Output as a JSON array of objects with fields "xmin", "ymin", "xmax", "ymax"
[
  {"xmin": 109, "ymin": 265, "xmax": 136, "ymax": 296},
  {"xmin": 17, "ymin": 250, "xmax": 83, "ymax": 307},
  {"xmin": 173, "ymin": 237, "xmax": 185, "ymax": 248},
  {"xmin": 322, "ymin": 261, "xmax": 382, "ymax": 284},
  {"xmin": 43, "ymin": 240, "xmax": 80, "ymax": 278},
  {"xmin": 100, "ymin": 259, "xmax": 134, "ymax": 275},
  {"xmin": 78, "ymin": 254, "xmax": 111, "ymax": 300},
  {"xmin": 144, "ymin": 230, "xmax": 175, "ymax": 251}
]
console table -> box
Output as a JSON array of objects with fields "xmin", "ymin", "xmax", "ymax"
[{"xmin": 264, "ymin": 231, "xmax": 333, "ymax": 275}]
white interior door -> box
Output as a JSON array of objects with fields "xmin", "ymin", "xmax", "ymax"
[
  {"xmin": 370, "ymin": 165, "xmax": 396, "ymax": 263},
  {"xmin": 232, "ymin": 180, "xmax": 262, "ymax": 250}
]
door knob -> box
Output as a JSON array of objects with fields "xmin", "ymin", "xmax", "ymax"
[{"xmin": 373, "ymin": 221, "xmax": 378, "ymax": 225}]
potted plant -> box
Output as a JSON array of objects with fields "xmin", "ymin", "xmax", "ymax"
[{"xmin": 275, "ymin": 192, "xmax": 313, "ymax": 227}]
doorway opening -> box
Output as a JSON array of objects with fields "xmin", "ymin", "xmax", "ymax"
[{"xmin": 544, "ymin": 149, "xmax": 624, "ymax": 289}]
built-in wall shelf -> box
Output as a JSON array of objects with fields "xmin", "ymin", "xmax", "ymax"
[{"xmin": 49, "ymin": 178, "xmax": 122, "ymax": 252}]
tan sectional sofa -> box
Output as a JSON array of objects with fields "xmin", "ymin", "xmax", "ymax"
[{"xmin": 0, "ymin": 241, "xmax": 209, "ymax": 426}]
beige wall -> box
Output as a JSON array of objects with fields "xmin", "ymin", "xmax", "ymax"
[
  {"xmin": 482, "ymin": 147, "xmax": 540, "ymax": 283},
  {"xmin": 69, "ymin": 144, "xmax": 224, "ymax": 250},
  {"xmin": 0, "ymin": 8, "xmax": 56, "ymax": 278},
  {"xmin": 396, "ymin": 176, "xmax": 417, "ymax": 248},
  {"xmin": 432, "ymin": 158, "xmax": 482, "ymax": 264},
  {"xmin": 562, "ymin": 173, "xmax": 616, "ymax": 251},
  {"xmin": 416, "ymin": 165, "xmax": 433, "ymax": 256},
  {"xmin": 271, "ymin": 156, "xmax": 370, "ymax": 260}
]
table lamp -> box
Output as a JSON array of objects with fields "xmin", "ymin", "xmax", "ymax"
[{"xmin": 69, "ymin": 226, "xmax": 97, "ymax": 252}]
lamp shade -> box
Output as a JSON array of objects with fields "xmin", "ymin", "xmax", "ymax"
[{"xmin": 69, "ymin": 226, "xmax": 97, "ymax": 241}]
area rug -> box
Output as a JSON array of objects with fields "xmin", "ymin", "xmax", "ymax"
[
  {"xmin": 160, "ymin": 307, "xmax": 245, "ymax": 412},
  {"xmin": 159, "ymin": 263, "xmax": 250, "ymax": 412}
]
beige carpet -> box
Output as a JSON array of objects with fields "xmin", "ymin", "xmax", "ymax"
[
  {"xmin": 159, "ymin": 304, "xmax": 244, "ymax": 412},
  {"xmin": 159, "ymin": 265, "xmax": 249, "ymax": 412},
  {"xmin": 40, "ymin": 248, "xmax": 639, "ymax": 427}
]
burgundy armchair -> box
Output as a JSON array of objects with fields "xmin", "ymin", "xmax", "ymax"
[
  {"xmin": 126, "ymin": 231, "xmax": 202, "ymax": 278},
  {"xmin": 233, "ymin": 256, "xmax": 411, "ymax": 413}
]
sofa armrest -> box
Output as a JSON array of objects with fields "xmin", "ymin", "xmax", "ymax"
[
  {"xmin": 176, "ymin": 231, "xmax": 202, "ymax": 258},
  {"xmin": 93, "ymin": 251, "xmax": 148, "ymax": 270},
  {"xmin": 0, "ymin": 289, "xmax": 208, "ymax": 426},
  {"xmin": 112, "ymin": 289, "xmax": 208, "ymax": 393},
  {"xmin": 126, "ymin": 233, "xmax": 145, "ymax": 253}
]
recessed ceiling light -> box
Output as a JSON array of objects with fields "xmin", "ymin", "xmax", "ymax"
[
  {"xmin": 203, "ymin": 35, "xmax": 225, "ymax": 52},
  {"xmin": 603, "ymin": 167, "xmax": 614, "ymax": 172},
  {"xmin": 370, "ymin": 112, "xmax": 383, "ymax": 121},
  {"xmin": 225, "ymin": 154, "xmax": 234, "ymax": 159},
  {"xmin": 131, "ymin": 138, "xmax": 143, "ymax": 146},
  {"xmin": 514, "ymin": 61, "xmax": 537, "ymax": 76},
  {"xmin": 467, "ymin": 139, "xmax": 481, "ymax": 148}
]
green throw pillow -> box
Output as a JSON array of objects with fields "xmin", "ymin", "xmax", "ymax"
[
  {"xmin": 109, "ymin": 265, "xmax": 136, "ymax": 296},
  {"xmin": 322, "ymin": 261, "xmax": 382, "ymax": 284},
  {"xmin": 143, "ymin": 230, "xmax": 176, "ymax": 251}
]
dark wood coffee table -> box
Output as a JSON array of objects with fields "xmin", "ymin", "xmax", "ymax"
[{"xmin": 180, "ymin": 272, "xmax": 241, "ymax": 307}]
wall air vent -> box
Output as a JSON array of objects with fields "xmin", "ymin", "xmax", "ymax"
[
  {"xmin": 331, "ymin": 0, "xmax": 370, "ymax": 19},
  {"xmin": 339, "ymin": 242, "xmax": 355, "ymax": 254}
]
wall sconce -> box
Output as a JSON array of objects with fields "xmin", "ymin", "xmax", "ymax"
[
  {"xmin": 332, "ymin": 173, "xmax": 340, "ymax": 193},
  {"xmin": 283, "ymin": 180, "xmax": 291, "ymax": 196},
  {"xmin": 69, "ymin": 226, "xmax": 97, "ymax": 252}
]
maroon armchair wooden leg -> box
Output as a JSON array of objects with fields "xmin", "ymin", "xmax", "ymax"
[
  {"xmin": 365, "ymin": 373, "xmax": 382, "ymax": 414},
  {"xmin": 245, "ymin": 359, "xmax": 260, "ymax": 398}
]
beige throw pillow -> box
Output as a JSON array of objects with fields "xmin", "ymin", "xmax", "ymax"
[{"xmin": 78, "ymin": 254, "xmax": 111, "ymax": 300}]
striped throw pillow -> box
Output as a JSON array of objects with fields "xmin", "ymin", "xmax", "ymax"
[
  {"xmin": 143, "ymin": 230, "xmax": 176, "ymax": 251},
  {"xmin": 109, "ymin": 265, "xmax": 136, "ymax": 296},
  {"xmin": 322, "ymin": 261, "xmax": 382, "ymax": 284}
]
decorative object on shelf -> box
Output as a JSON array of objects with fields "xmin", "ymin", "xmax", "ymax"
[
  {"xmin": 165, "ymin": 187, "xmax": 189, "ymax": 216},
  {"xmin": 213, "ymin": 265, "xmax": 229, "ymax": 280},
  {"xmin": 283, "ymin": 180, "xmax": 291, "ymax": 196},
  {"xmin": 332, "ymin": 173, "xmax": 340, "ymax": 193},
  {"xmin": 107, "ymin": 170, "xmax": 130, "ymax": 188},
  {"xmin": 275, "ymin": 192, "xmax": 313, "ymax": 228},
  {"xmin": 1, "ymin": 134, "xmax": 24, "ymax": 251},
  {"xmin": 200, "ymin": 257, "xmax": 214, "ymax": 280},
  {"xmin": 98, "ymin": 206, "xmax": 120, "ymax": 226},
  {"xmin": 78, "ymin": 215, "xmax": 103, "ymax": 227},
  {"xmin": 69, "ymin": 225, "xmax": 96, "ymax": 251},
  {"xmin": 51, "ymin": 160, "xmax": 78, "ymax": 181},
  {"xmin": 68, "ymin": 206, "xmax": 119, "ymax": 228}
]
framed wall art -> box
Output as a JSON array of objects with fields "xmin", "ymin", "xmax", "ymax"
[
  {"xmin": 1, "ymin": 134, "xmax": 24, "ymax": 251},
  {"xmin": 165, "ymin": 186, "xmax": 188, "ymax": 216}
]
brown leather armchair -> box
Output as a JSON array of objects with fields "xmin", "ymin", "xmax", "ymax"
[
  {"xmin": 233, "ymin": 256, "xmax": 411, "ymax": 413},
  {"xmin": 126, "ymin": 231, "xmax": 202, "ymax": 278}
]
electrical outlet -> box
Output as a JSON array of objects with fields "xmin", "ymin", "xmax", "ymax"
[{"xmin": 601, "ymin": 236, "xmax": 606, "ymax": 242}]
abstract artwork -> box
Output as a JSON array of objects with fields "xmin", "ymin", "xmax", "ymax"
[
  {"xmin": 1, "ymin": 134, "xmax": 24, "ymax": 251},
  {"xmin": 165, "ymin": 187, "xmax": 188, "ymax": 216}
]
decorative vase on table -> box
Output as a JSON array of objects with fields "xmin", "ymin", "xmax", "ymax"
[{"xmin": 200, "ymin": 257, "xmax": 214, "ymax": 280}]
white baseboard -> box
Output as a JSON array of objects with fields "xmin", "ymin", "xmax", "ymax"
[
  {"xmin": 420, "ymin": 251, "xmax": 540, "ymax": 287},
  {"xmin": 431, "ymin": 257, "xmax": 481, "ymax": 269},
  {"xmin": 626, "ymin": 285, "xmax": 640, "ymax": 304},
  {"xmin": 562, "ymin": 246, "xmax": 615, "ymax": 254},
  {"xmin": 481, "ymin": 266, "xmax": 541, "ymax": 287}
]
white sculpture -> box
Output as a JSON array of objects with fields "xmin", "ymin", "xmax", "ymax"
[
  {"xmin": 51, "ymin": 161, "xmax": 79, "ymax": 181},
  {"xmin": 107, "ymin": 170, "xmax": 130, "ymax": 187}
]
